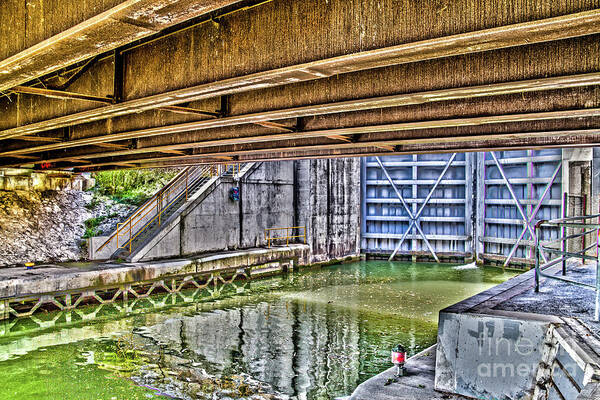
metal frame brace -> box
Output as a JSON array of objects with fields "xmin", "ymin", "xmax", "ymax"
[{"xmin": 375, "ymin": 154, "xmax": 458, "ymax": 262}]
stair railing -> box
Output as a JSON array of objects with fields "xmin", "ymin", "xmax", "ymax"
[
  {"xmin": 534, "ymin": 213, "xmax": 600, "ymax": 321},
  {"xmin": 116, "ymin": 165, "xmax": 218, "ymax": 253},
  {"xmin": 95, "ymin": 165, "xmax": 210, "ymax": 255},
  {"xmin": 95, "ymin": 162, "xmax": 247, "ymax": 256}
]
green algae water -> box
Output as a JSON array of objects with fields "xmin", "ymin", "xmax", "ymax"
[{"xmin": 0, "ymin": 261, "xmax": 517, "ymax": 400}]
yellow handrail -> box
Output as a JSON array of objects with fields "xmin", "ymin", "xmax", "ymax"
[
  {"xmin": 264, "ymin": 226, "xmax": 307, "ymax": 248},
  {"xmin": 116, "ymin": 165, "xmax": 213, "ymax": 252},
  {"xmin": 99, "ymin": 162, "xmax": 244, "ymax": 255},
  {"xmin": 97, "ymin": 165, "xmax": 210, "ymax": 253}
]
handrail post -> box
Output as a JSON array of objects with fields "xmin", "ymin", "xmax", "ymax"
[
  {"xmin": 129, "ymin": 217, "xmax": 132, "ymax": 254},
  {"xmin": 158, "ymin": 193, "xmax": 162, "ymax": 226},
  {"xmin": 304, "ymin": 226, "xmax": 307, "ymax": 244},
  {"xmin": 596, "ymin": 227, "xmax": 600, "ymax": 321},
  {"xmin": 286, "ymin": 227, "xmax": 289, "ymax": 246},
  {"xmin": 562, "ymin": 192, "xmax": 567, "ymax": 275},
  {"xmin": 583, "ymin": 194, "xmax": 588, "ymax": 265},
  {"xmin": 534, "ymin": 224, "xmax": 540, "ymax": 293},
  {"xmin": 186, "ymin": 169, "xmax": 189, "ymax": 201}
]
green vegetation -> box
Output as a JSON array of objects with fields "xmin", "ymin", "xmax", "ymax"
[
  {"xmin": 92, "ymin": 169, "xmax": 180, "ymax": 206},
  {"xmin": 83, "ymin": 216, "xmax": 106, "ymax": 238}
]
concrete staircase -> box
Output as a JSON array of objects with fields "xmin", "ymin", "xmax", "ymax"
[{"xmin": 93, "ymin": 163, "xmax": 256, "ymax": 261}]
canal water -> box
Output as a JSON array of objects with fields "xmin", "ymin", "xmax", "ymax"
[{"xmin": 0, "ymin": 261, "xmax": 517, "ymax": 400}]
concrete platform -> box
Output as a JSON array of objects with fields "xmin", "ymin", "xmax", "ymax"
[
  {"xmin": 495, "ymin": 262, "xmax": 600, "ymax": 336},
  {"xmin": 350, "ymin": 346, "xmax": 469, "ymax": 400},
  {"xmin": 435, "ymin": 262, "xmax": 600, "ymax": 399},
  {"xmin": 350, "ymin": 262, "xmax": 600, "ymax": 400},
  {"xmin": 0, "ymin": 245, "xmax": 309, "ymax": 319}
]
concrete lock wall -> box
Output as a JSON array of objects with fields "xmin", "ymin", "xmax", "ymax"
[{"xmin": 136, "ymin": 159, "xmax": 361, "ymax": 264}]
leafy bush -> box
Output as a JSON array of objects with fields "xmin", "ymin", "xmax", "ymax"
[
  {"xmin": 92, "ymin": 169, "xmax": 180, "ymax": 206},
  {"xmin": 83, "ymin": 216, "xmax": 106, "ymax": 238}
]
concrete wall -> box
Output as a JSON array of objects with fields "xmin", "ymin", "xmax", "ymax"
[
  {"xmin": 296, "ymin": 158, "xmax": 361, "ymax": 264},
  {"xmin": 137, "ymin": 159, "xmax": 361, "ymax": 264},
  {"xmin": 0, "ymin": 168, "xmax": 94, "ymax": 191},
  {"xmin": 436, "ymin": 310, "xmax": 552, "ymax": 399}
]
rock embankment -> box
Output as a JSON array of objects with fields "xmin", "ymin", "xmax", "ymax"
[
  {"xmin": 0, "ymin": 190, "xmax": 135, "ymax": 267},
  {"xmin": 0, "ymin": 190, "xmax": 91, "ymax": 266}
]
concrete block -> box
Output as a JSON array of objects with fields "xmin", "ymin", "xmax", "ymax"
[
  {"xmin": 435, "ymin": 311, "xmax": 549, "ymax": 400},
  {"xmin": 88, "ymin": 235, "xmax": 116, "ymax": 261}
]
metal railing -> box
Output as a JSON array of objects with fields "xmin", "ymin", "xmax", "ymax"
[
  {"xmin": 534, "ymin": 214, "xmax": 600, "ymax": 321},
  {"xmin": 265, "ymin": 226, "xmax": 307, "ymax": 248},
  {"xmin": 96, "ymin": 163, "xmax": 243, "ymax": 255}
]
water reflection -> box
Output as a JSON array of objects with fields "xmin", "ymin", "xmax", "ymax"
[
  {"xmin": 138, "ymin": 299, "xmax": 368, "ymax": 398},
  {"xmin": 0, "ymin": 261, "xmax": 517, "ymax": 400}
]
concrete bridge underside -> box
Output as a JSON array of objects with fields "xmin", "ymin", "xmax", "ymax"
[{"xmin": 1, "ymin": 0, "xmax": 600, "ymax": 171}]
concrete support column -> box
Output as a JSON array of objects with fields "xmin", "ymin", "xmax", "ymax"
[{"xmin": 474, "ymin": 152, "xmax": 486, "ymax": 262}]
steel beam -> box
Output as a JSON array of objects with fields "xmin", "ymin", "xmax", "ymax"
[
  {"xmin": 72, "ymin": 141, "xmax": 588, "ymax": 171},
  {"xmin": 1, "ymin": 10, "xmax": 600, "ymax": 140},
  {"xmin": 6, "ymin": 128, "xmax": 600, "ymax": 171},
  {"xmin": 11, "ymin": 86, "xmax": 113, "ymax": 104},
  {"xmin": 52, "ymin": 56, "xmax": 100, "ymax": 91},
  {"xmin": 6, "ymin": 108, "xmax": 600, "ymax": 165},
  {"xmin": 3, "ymin": 72, "xmax": 600, "ymax": 155},
  {"xmin": 11, "ymin": 86, "xmax": 222, "ymax": 118}
]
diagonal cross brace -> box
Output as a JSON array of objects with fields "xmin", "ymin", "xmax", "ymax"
[
  {"xmin": 376, "ymin": 154, "xmax": 457, "ymax": 262},
  {"xmin": 375, "ymin": 156, "xmax": 439, "ymax": 262},
  {"xmin": 502, "ymin": 161, "xmax": 561, "ymax": 266},
  {"xmin": 489, "ymin": 152, "xmax": 553, "ymax": 265}
]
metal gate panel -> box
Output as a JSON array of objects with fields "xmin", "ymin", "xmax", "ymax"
[
  {"xmin": 479, "ymin": 149, "xmax": 562, "ymax": 265},
  {"xmin": 361, "ymin": 153, "xmax": 472, "ymax": 258}
]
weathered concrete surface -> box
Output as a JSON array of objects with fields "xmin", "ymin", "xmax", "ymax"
[
  {"xmin": 496, "ymin": 263, "xmax": 600, "ymax": 335},
  {"xmin": 350, "ymin": 346, "xmax": 468, "ymax": 400},
  {"xmin": 433, "ymin": 263, "xmax": 600, "ymax": 400},
  {"xmin": 0, "ymin": 169, "xmax": 93, "ymax": 191},
  {"xmin": 435, "ymin": 310, "xmax": 553, "ymax": 399},
  {"xmin": 240, "ymin": 162, "xmax": 296, "ymax": 248},
  {"xmin": 135, "ymin": 160, "xmax": 360, "ymax": 264},
  {"xmin": 0, "ymin": 245, "xmax": 308, "ymax": 299},
  {"xmin": 0, "ymin": 0, "xmax": 243, "ymax": 91},
  {"xmin": 296, "ymin": 158, "xmax": 361, "ymax": 264}
]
